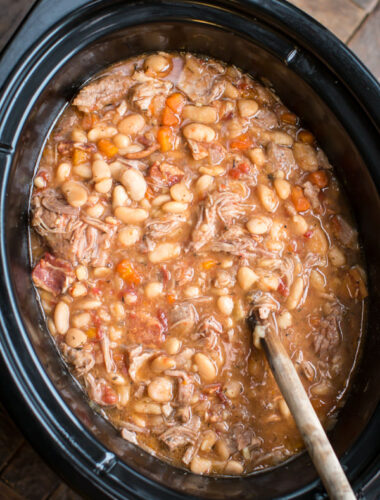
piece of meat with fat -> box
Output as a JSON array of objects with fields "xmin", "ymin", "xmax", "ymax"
[
  {"xmin": 32, "ymin": 190, "xmax": 116, "ymax": 266},
  {"xmin": 165, "ymin": 369, "xmax": 195, "ymax": 406},
  {"xmin": 126, "ymin": 311, "xmax": 167, "ymax": 346},
  {"xmin": 331, "ymin": 215, "xmax": 358, "ymax": 249},
  {"xmin": 32, "ymin": 253, "xmax": 75, "ymax": 296},
  {"xmin": 144, "ymin": 214, "xmax": 186, "ymax": 250},
  {"xmin": 303, "ymin": 181, "xmax": 321, "ymax": 211},
  {"xmin": 313, "ymin": 304, "xmax": 343, "ymax": 361},
  {"xmin": 177, "ymin": 54, "xmax": 225, "ymax": 104},
  {"xmin": 148, "ymin": 162, "xmax": 184, "ymax": 191},
  {"xmin": 159, "ymin": 416, "xmax": 201, "ymax": 450},
  {"xmin": 85, "ymin": 373, "xmax": 118, "ymax": 406},
  {"xmin": 208, "ymin": 226, "xmax": 275, "ymax": 259},
  {"xmin": 266, "ymin": 143, "xmax": 297, "ymax": 174},
  {"xmin": 131, "ymin": 72, "xmax": 172, "ymax": 112},
  {"xmin": 127, "ymin": 346, "xmax": 155, "ymax": 382},
  {"xmin": 61, "ymin": 343, "xmax": 95, "ymax": 375},
  {"xmin": 73, "ymin": 74, "xmax": 133, "ymax": 113},
  {"xmin": 170, "ymin": 303, "xmax": 198, "ymax": 335}
]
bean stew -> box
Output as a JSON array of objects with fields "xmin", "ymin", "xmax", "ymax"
[{"xmin": 30, "ymin": 52, "xmax": 367, "ymax": 476}]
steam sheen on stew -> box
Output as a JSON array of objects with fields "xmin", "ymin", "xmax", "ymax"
[{"xmin": 30, "ymin": 52, "xmax": 367, "ymax": 476}]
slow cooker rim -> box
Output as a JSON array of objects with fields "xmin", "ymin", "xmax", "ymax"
[{"xmin": 0, "ymin": 1, "xmax": 379, "ymax": 499}]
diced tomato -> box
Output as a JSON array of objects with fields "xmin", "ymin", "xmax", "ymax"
[
  {"xmin": 277, "ymin": 279, "xmax": 289, "ymax": 297},
  {"xmin": 229, "ymin": 161, "xmax": 250, "ymax": 178},
  {"xmin": 291, "ymin": 186, "xmax": 311, "ymax": 212},
  {"xmin": 102, "ymin": 385, "xmax": 118, "ymax": 405},
  {"xmin": 304, "ymin": 230, "xmax": 314, "ymax": 239},
  {"xmin": 307, "ymin": 170, "xmax": 329, "ymax": 188}
]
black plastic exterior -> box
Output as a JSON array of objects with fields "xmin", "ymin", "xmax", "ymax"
[{"xmin": 0, "ymin": 1, "xmax": 379, "ymax": 499}]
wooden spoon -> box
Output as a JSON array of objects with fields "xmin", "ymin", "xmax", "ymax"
[{"xmin": 248, "ymin": 315, "xmax": 355, "ymax": 500}]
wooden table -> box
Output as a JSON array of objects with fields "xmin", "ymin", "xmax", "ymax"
[{"xmin": 0, "ymin": 1, "xmax": 379, "ymax": 498}]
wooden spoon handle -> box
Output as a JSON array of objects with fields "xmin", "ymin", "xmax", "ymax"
[{"xmin": 263, "ymin": 329, "xmax": 356, "ymax": 500}]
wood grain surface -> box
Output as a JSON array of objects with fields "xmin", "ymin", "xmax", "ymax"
[{"xmin": 0, "ymin": 1, "xmax": 378, "ymax": 499}]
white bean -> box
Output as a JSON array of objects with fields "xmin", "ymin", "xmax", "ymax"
[
  {"xmin": 54, "ymin": 301, "xmax": 70, "ymax": 334},
  {"xmin": 237, "ymin": 99, "xmax": 259, "ymax": 118},
  {"xmin": 248, "ymin": 148, "xmax": 266, "ymax": 167},
  {"xmin": 71, "ymin": 312, "xmax": 90, "ymax": 329},
  {"xmin": 310, "ymin": 269, "xmax": 326, "ymax": 291},
  {"xmin": 34, "ymin": 176, "xmax": 46, "ymax": 188},
  {"xmin": 247, "ymin": 216, "xmax": 271, "ymax": 235},
  {"xmin": 145, "ymin": 54, "xmax": 170, "ymax": 74},
  {"xmin": 86, "ymin": 203, "xmax": 104, "ymax": 218},
  {"xmin": 164, "ymin": 338, "xmax": 181, "ymax": 355},
  {"xmin": 148, "ymin": 243, "xmax": 180, "ymax": 263},
  {"xmin": 152, "ymin": 194, "xmax": 171, "ymax": 207},
  {"xmin": 61, "ymin": 181, "xmax": 88, "ymax": 207},
  {"xmin": 190, "ymin": 456, "xmax": 212, "ymax": 475},
  {"xmin": 75, "ymin": 265, "xmax": 88, "ymax": 281},
  {"xmin": 237, "ymin": 267, "xmax": 258, "ymax": 291},
  {"xmin": 257, "ymin": 184, "xmax": 278, "ymax": 212},
  {"xmin": 65, "ymin": 328, "xmax": 87, "ymax": 348},
  {"xmin": 215, "ymin": 440, "xmax": 230, "ymax": 460},
  {"xmin": 196, "ymin": 174, "xmax": 214, "ymax": 194},
  {"xmin": 225, "ymin": 460, "xmax": 244, "ymax": 475},
  {"xmin": 95, "ymin": 178, "xmax": 112, "ymax": 193},
  {"xmin": 118, "ymin": 385, "xmax": 130, "ymax": 406},
  {"xmin": 274, "ymin": 178, "xmax": 291, "ymax": 199},
  {"xmin": 92, "ymin": 160, "xmax": 111, "ymax": 182},
  {"xmin": 118, "ymin": 114, "xmax": 145, "ymax": 135},
  {"xmin": 144, "ymin": 282, "xmax": 163, "ymax": 298},
  {"xmin": 162, "ymin": 201, "xmax": 188, "ymax": 213},
  {"xmin": 170, "ymin": 183, "xmax": 193, "ymax": 203},
  {"xmin": 287, "ymin": 277, "xmax": 304, "ymax": 310},
  {"xmin": 71, "ymin": 128, "xmax": 87, "ymax": 142},
  {"xmin": 183, "ymin": 123, "xmax": 215, "ymax": 143},
  {"xmin": 217, "ymin": 296, "xmax": 234, "ymax": 316},
  {"xmin": 224, "ymin": 81, "xmax": 239, "ymax": 98},
  {"xmin": 120, "ymin": 168, "xmax": 147, "ymax": 201},
  {"xmin": 328, "ymin": 246, "xmax": 346, "ymax": 267},
  {"xmin": 224, "ymin": 381, "xmax": 243, "ymax": 398},
  {"xmin": 292, "ymin": 215, "xmax": 308, "ymax": 235},
  {"xmin": 194, "ymin": 353, "xmax": 217, "ymax": 381},
  {"xmin": 134, "ymin": 401, "xmax": 161, "ymax": 415},
  {"xmin": 88, "ymin": 125, "xmax": 117, "ymax": 142},
  {"xmin": 114, "ymin": 207, "xmax": 149, "ymax": 224},
  {"xmin": 259, "ymin": 274, "xmax": 279, "ymax": 292},
  {"xmin": 277, "ymin": 311, "xmax": 292, "ymax": 329},
  {"xmin": 56, "ymin": 162, "xmax": 71, "ymax": 183},
  {"xmin": 70, "ymin": 282, "xmax": 87, "ymax": 298},
  {"xmin": 112, "ymin": 185, "xmax": 130, "ymax": 208},
  {"xmin": 118, "ymin": 226, "xmax": 141, "ymax": 246},
  {"xmin": 151, "ymin": 355, "xmax": 176, "ymax": 373},
  {"xmin": 183, "ymin": 105, "xmax": 218, "ymax": 124},
  {"xmin": 200, "ymin": 430, "xmax": 218, "ymax": 452},
  {"xmin": 113, "ymin": 133, "xmax": 130, "ymax": 149},
  {"xmin": 184, "ymin": 286, "xmax": 200, "ymax": 298},
  {"xmin": 270, "ymin": 131, "xmax": 294, "ymax": 146},
  {"xmin": 73, "ymin": 164, "xmax": 92, "ymax": 179},
  {"xmin": 148, "ymin": 377, "xmax": 173, "ymax": 402},
  {"xmin": 293, "ymin": 142, "xmax": 318, "ymax": 171}
]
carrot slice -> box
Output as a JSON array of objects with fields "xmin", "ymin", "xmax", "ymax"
[
  {"xmin": 117, "ymin": 259, "xmax": 141, "ymax": 285},
  {"xmin": 230, "ymin": 133, "xmax": 253, "ymax": 150},
  {"xmin": 307, "ymin": 170, "xmax": 329, "ymax": 188},
  {"xmin": 162, "ymin": 106, "xmax": 180, "ymax": 126},
  {"xmin": 72, "ymin": 148, "xmax": 89, "ymax": 165},
  {"xmin": 97, "ymin": 138, "xmax": 118, "ymax": 158},
  {"xmin": 157, "ymin": 126, "xmax": 175, "ymax": 152},
  {"xmin": 166, "ymin": 92, "xmax": 186, "ymax": 114},
  {"xmin": 291, "ymin": 186, "xmax": 311, "ymax": 212}
]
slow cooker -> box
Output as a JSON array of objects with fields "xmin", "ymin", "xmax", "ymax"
[{"xmin": 0, "ymin": 0, "xmax": 379, "ymax": 498}]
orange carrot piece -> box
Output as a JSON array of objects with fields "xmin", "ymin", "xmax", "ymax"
[
  {"xmin": 230, "ymin": 133, "xmax": 253, "ymax": 150},
  {"xmin": 307, "ymin": 170, "xmax": 329, "ymax": 188},
  {"xmin": 167, "ymin": 293, "xmax": 177, "ymax": 304},
  {"xmin": 202, "ymin": 259, "xmax": 217, "ymax": 270},
  {"xmin": 166, "ymin": 92, "xmax": 186, "ymax": 114},
  {"xmin": 86, "ymin": 327, "xmax": 97, "ymax": 339},
  {"xmin": 72, "ymin": 148, "xmax": 89, "ymax": 165},
  {"xmin": 162, "ymin": 106, "xmax": 180, "ymax": 126},
  {"xmin": 298, "ymin": 130, "xmax": 315, "ymax": 144},
  {"xmin": 291, "ymin": 186, "xmax": 311, "ymax": 212},
  {"xmin": 116, "ymin": 259, "xmax": 141, "ymax": 285},
  {"xmin": 157, "ymin": 126, "xmax": 174, "ymax": 152},
  {"xmin": 97, "ymin": 138, "xmax": 118, "ymax": 158}
]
